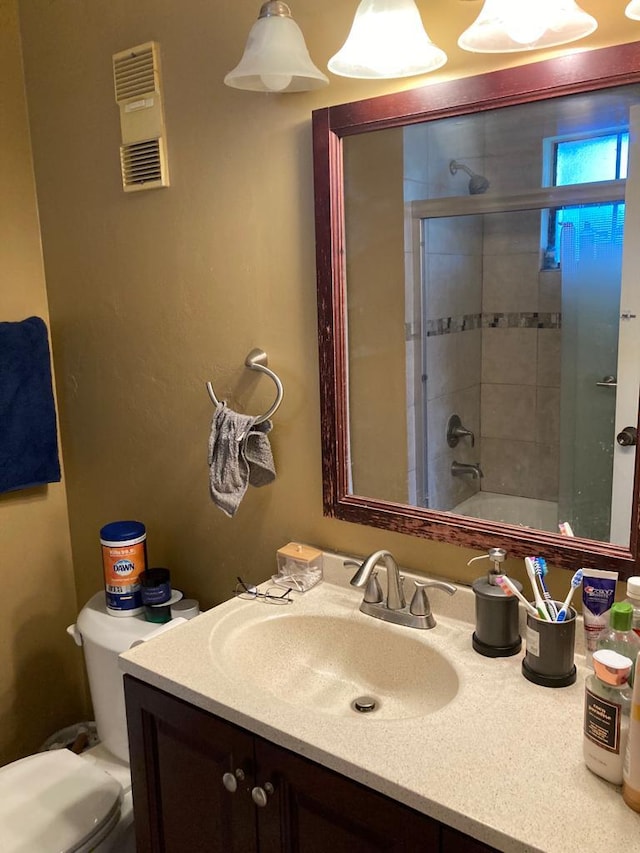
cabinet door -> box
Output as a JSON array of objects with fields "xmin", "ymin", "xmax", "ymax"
[
  {"xmin": 254, "ymin": 737, "xmax": 440, "ymax": 853},
  {"xmin": 124, "ymin": 676, "xmax": 257, "ymax": 853},
  {"xmin": 441, "ymin": 826, "xmax": 500, "ymax": 852}
]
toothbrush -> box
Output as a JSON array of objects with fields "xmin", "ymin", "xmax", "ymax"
[
  {"xmin": 495, "ymin": 575, "xmax": 539, "ymax": 618},
  {"xmin": 558, "ymin": 521, "xmax": 587, "ymax": 621},
  {"xmin": 531, "ymin": 556, "xmax": 558, "ymax": 620},
  {"xmin": 558, "ymin": 521, "xmax": 574, "ymax": 537},
  {"xmin": 556, "ymin": 568, "xmax": 583, "ymax": 622},
  {"xmin": 524, "ymin": 557, "xmax": 552, "ymax": 621}
]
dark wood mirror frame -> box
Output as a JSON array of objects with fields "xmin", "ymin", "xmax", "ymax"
[{"xmin": 313, "ymin": 41, "xmax": 640, "ymax": 579}]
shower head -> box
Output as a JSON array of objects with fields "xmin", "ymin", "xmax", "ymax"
[
  {"xmin": 469, "ymin": 174, "xmax": 490, "ymax": 195},
  {"xmin": 449, "ymin": 159, "xmax": 490, "ymax": 195}
]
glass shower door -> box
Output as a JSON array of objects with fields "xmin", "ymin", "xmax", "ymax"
[{"xmin": 558, "ymin": 205, "xmax": 623, "ymax": 541}]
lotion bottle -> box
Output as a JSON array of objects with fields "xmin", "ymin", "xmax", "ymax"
[
  {"xmin": 623, "ymin": 656, "xmax": 640, "ymax": 812},
  {"xmin": 584, "ymin": 649, "xmax": 633, "ymax": 785}
]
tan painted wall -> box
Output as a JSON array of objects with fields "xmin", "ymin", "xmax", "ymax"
[
  {"xmin": 0, "ymin": 0, "xmax": 86, "ymax": 765},
  {"xmin": 11, "ymin": 2, "xmax": 640, "ymax": 685},
  {"xmin": 345, "ymin": 129, "xmax": 407, "ymax": 502}
]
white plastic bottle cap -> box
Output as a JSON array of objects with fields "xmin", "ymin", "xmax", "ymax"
[
  {"xmin": 593, "ymin": 648, "xmax": 633, "ymax": 685},
  {"xmin": 171, "ymin": 598, "xmax": 200, "ymax": 620},
  {"xmin": 627, "ymin": 577, "xmax": 640, "ymax": 600}
]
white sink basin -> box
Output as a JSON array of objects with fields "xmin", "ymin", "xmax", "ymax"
[{"xmin": 209, "ymin": 605, "xmax": 459, "ymax": 719}]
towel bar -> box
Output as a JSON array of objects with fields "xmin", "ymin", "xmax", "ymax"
[{"xmin": 206, "ymin": 348, "xmax": 283, "ymax": 424}]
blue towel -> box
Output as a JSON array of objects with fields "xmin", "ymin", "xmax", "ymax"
[{"xmin": 0, "ymin": 316, "xmax": 61, "ymax": 493}]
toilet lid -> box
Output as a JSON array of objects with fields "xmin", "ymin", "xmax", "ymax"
[{"xmin": 0, "ymin": 749, "xmax": 122, "ymax": 852}]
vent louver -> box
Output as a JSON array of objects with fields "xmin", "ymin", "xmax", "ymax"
[
  {"xmin": 113, "ymin": 44, "xmax": 157, "ymax": 102},
  {"xmin": 120, "ymin": 138, "xmax": 166, "ymax": 191},
  {"xmin": 112, "ymin": 42, "xmax": 169, "ymax": 192}
]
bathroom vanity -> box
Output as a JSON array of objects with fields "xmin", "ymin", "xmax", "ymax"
[
  {"xmin": 124, "ymin": 676, "xmax": 492, "ymax": 852},
  {"xmin": 120, "ymin": 553, "xmax": 640, "ymax": 852}
]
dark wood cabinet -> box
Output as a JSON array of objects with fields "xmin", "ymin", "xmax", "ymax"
[
  {"xmin": 124, "ymin": 675, "xmax": 255, "ymax": 852},
  {"xmin": 441, "ymin": 827, "xmax": 501, "ymax": 853},
  {"xmin": 254, "ymin": 736, "xmax": 439, "ymax": 853},
  {"xmin": 124, "ymin": 676, "xmax": 499, "ymax": 853}
]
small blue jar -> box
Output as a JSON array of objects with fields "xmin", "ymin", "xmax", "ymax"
[{"xmin": 139, "ymin": 567, "xmax": 172, "ymax": 623}]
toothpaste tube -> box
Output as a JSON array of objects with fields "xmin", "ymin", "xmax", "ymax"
[{"xmin": 582, "ymin": 568, "xmax": 618, "ymax": 666}]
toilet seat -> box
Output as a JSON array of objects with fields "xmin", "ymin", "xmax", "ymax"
[{"xmin": 0, "ymin": 749, "xmax": 122, "ymax": 852}]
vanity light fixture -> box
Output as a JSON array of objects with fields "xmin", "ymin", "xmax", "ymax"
[
  {"xmin": 458, "ymin": 0, "xmax": 597, "ymax": 54},
  {"xmin": 327, "ymin": 0, "xmax": 447, "ymax": 79},
  {"xmin": 626, "ymin": 1, "xmax": 640, "ymax": 21},
  {"xmin": 224, "ymin": 1, "xmax": 328, "ymax": 93}
]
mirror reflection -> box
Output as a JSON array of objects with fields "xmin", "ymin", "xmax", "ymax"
[{"xmin": 343, "ymin": 84, "xmax": 640, "ymax": 548}]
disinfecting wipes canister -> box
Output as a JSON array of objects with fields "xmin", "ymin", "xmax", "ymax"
[{"xmin": 100, "ymin": 520, "xmax": 147, "ymax": 617}]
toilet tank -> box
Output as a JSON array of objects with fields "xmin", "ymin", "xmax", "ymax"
[{"xmin": 73, "ymin": 592, "xmax": 162, "ymax": 763}]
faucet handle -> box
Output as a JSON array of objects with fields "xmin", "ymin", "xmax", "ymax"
[
  {"xmin": 424, "ymin": 581, "xmax": 457, "ymax": 596},
  {"xmin": 364, "ymin": 570, "xmax": 384, "ymax": 603},
  {"xmin": 343, "ymin": 558, "xmax": 361, "ymax": 585},
  {"xmin": 409, "ymin": 581, "xmax": 432, "ymax": 618},
  {"xmin": 410, "ymin": 580, "xmax": 457, "ymax": 623}
]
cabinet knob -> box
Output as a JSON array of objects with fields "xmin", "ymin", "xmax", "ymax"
[
  {"xmin": 222, "ymin": 772, "xmax": 237, "ymax": 792},
  {"xmin": 617, "ymin": 426, "xmax": 638, "ymax": 447},
  {"xmin": 222, "ymin": 768, "xmax": 245, "ymax": 793},
  {"xmin": 251, "ymin": 782, "xmax": 274, "ymax": 807}
]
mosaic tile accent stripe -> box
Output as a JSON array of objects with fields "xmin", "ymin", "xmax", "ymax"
[
  {"xmin": 484, "ymin": 311, "xmax": 562, "ymax": 329},
  {"xmin": 425, "ymin": 313, "xmax": 481, "ymax": 337},
  {"xmin": 425, "ymin": 311, "xmax": 561, "ymax": 337}
]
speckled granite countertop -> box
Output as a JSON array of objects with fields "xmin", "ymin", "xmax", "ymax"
[{"xmin": 119, "ymin": 551, "xmax": 640, "ymax": 852}]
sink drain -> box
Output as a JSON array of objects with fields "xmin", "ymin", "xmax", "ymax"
[{"xmin": 351, "ymin": 696, "xmax": 378, "ymax": 713}]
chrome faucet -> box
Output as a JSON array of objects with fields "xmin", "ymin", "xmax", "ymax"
[
  {"xmin": 345, "ymin": 550, "xmax": 456, "ymax": 629},
  {"xmin": 349, "ymin": 550, "xmax": 405, "ymax": 610},
  {"xmin": 451, "ymin": 460, "xmax": 484, "ymax": 479}
]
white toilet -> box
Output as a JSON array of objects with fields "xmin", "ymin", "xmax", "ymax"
[{"xmin": 0, "ymin": 591, "xmax": 169, "ymax": 852}]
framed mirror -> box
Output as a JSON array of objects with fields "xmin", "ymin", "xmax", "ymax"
[{"xmin": 313, "ymin": 42, "xmax": 640, "ymax": 578}]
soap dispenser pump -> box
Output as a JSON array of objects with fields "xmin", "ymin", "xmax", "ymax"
[{"xmin": 469, "ymin": 548, "xmax": 522, "ymax": 658}]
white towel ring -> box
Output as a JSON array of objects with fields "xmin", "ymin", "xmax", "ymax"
[{"xmin": 206, "ymin": 348, "xmax": 284, "ymax": 424}]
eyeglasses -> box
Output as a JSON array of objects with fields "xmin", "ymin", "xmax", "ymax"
[{"xmin": 234, "ymin": 577, "xmax": 293, "ymax": 605}]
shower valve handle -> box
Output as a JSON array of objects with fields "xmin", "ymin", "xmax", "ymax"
[{"xmin": 447, "ymin": 414, "xmax": 475, "ymax": 447}]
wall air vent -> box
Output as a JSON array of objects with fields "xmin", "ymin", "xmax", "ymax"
[
  {"xmin": 113, "ymin": 44, "xmax": 157, "ymax": 103},
  {"xmin": 120, "ymin": 138, "xmax": 167, "ymax": 191},
  {"xmin": 112, "ymin": 41, "xmax": 169, "ymax": 192}
]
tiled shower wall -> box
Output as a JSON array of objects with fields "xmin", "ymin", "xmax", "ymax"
[
  {"xmin": 405, "ymin": 103, "xmax": 563, "ymax": 510},
  {"xmin": 423, "ymin": 215, "xmax": 483, "ymax": 510},
  {"xmin": 479, "ymin": 231, "xmax": 561, "ymax": 503}
]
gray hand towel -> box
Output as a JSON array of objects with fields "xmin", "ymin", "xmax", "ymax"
[
  {"xmin": 246, "ymin": 419, "xmax": 276, "ymax": 487},
  {"xmin": 208, "ymin": 403, "xmax": 276, "ymax": 517}
]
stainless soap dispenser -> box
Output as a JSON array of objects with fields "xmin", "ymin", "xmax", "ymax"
[{"xmin": 469, "ymin": 548, "xmax": 522, "ymax": 658}]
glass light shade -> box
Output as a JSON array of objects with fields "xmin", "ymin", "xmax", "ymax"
[
  {"xmin": 328, "ymin": 0, "xmax": 447, "ymax": 79},
  {"xmin": 458, "ymin": 0, "xmax": 597, "ymax": 54},
  {"xmin": 224, "ymin": 2, "xmax": 328, "ymax": 93},
  {"xmin": 626, "ymin": 1, "xmax": 640, "ymax": 22}
]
